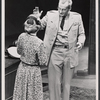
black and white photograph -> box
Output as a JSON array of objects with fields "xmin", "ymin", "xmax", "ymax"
[{"xmin": 2, "ymin": 0, "xmax": 98, "ymax": 100}]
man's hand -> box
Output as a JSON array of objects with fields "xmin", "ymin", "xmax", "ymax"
[
  {"xmin": 76, "ymin": 42, "xmax": 82, "ymax": 50},
  {"xmin": 33, "ymin": 7, "xmax": 43, "ymax": 19}
]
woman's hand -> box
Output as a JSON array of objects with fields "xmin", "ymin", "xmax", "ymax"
[{"xmin": 33, "ymin": 7, "xmax": 43, "ymax": 19}]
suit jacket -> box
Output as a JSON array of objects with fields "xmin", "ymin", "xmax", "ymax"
[{"xmin": 41, "ymin": 10, "xmax": 86, "ymax": 67}]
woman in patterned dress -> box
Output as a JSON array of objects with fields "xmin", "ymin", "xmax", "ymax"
[{"xmin": 13, "ymin": 14, "xmax": 47, "ymax": 100}]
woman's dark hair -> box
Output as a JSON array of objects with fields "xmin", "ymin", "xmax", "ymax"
[{"xmin": 26, "ymin": 16, "xmax": 41, "ymax": 25}]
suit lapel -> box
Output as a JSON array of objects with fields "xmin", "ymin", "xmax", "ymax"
[
  {"xmin": 52, "ymin": 11, "xmax": 59, "ymax": 30},
  {"xmin": 66, "ymin": 12, "xmax": 74, "ymax": 31}
]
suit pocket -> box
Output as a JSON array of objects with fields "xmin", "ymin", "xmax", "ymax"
[
  {"xmin": 74, "ymin": 47, "xmax": 79, "ymax": 53},
  {"xmin": 71, "ymin": 25, "xmax": 78, "ymax": 30},
  {"xmin": 69, "ymin": 47, "xmax": 79, "ymax": 67},
  {"xmin": 71, "ymin": 25, "xmax": 78, "ymax": 37}
]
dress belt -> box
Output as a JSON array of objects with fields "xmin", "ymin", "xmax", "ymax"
[
  {"xmin": 21, "ymin": 61, "xmax": 39, "ymax": 66},
  {"xmin": 54, "ymin": 44, "xmax": 69, "ymax": 49}
]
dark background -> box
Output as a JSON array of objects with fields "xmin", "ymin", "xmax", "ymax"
[
  {"xmin": 4, "ymin": 0, "xmax": 98, "ymax": 99},
  {"xmin": 5, "ymin": 0, "xmax": 90, "ymax": 41}
]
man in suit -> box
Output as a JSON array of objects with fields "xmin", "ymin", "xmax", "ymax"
[{"xmin": 33, "ymin": 0, "xmax": 86, "ymax": 100}]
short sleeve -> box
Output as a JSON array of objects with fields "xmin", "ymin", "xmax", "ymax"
[
  {"xmin": 37, "ymin": 43, "xmax": 47, "ymax": 66},
  {"xmin": 17, "ymin": 34, "xmax": 23, "ymax": 55}
]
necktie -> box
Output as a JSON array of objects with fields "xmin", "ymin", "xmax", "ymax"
[{"xmin": 60, "ymin": 16, "xmax": 66, "ymax": 30}]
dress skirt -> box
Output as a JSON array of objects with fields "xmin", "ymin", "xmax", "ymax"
[{"xmin": 13, "ymin": 61, "xmax": 43, "ymax": 100}]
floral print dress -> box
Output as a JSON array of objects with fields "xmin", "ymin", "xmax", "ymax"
[{"xmin": 13, "ymin": 32, "xmax": 47, "ymax": 100}]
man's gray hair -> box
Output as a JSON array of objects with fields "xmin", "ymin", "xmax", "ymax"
[{"xmin": 58, "ymin": 0, "xmax": 72, "ymax": 8}]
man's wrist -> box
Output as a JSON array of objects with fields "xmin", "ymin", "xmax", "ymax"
[{"xmin": 77, "ymin": 42, "xmax": 84, "ymax": 47}]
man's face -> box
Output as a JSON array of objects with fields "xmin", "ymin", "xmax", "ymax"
[{"xmin": 58, "ymin": 5, "xmax": 70, "ymax": 17}]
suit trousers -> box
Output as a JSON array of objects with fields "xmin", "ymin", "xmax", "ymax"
[{"xmin": 48, "ymin": 47, "xmax": 75, "ymax": 100}]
